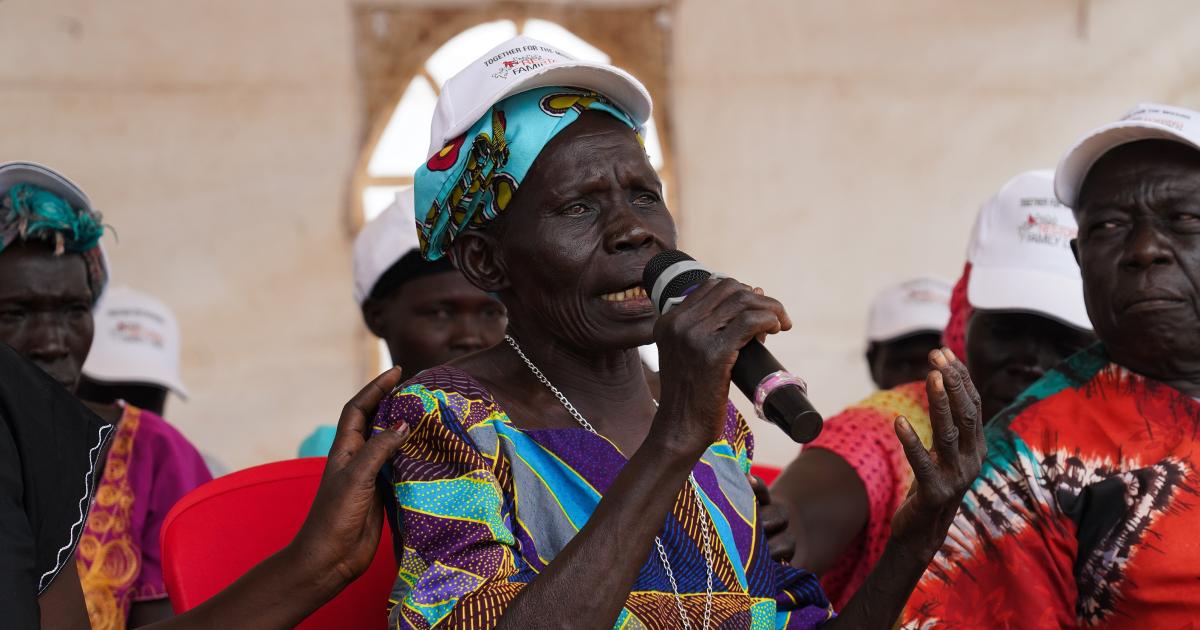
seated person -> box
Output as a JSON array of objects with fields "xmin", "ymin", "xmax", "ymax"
[
  {"xmin": 903, "ymin": 103, "xmax": 1200, "ymax": 627},
  {"xmin": 0, "ymin": 162, "xmax": 211, "ymax": 628},
  {"xmin": 864, "ymin": 277, "xmax": 952, "ymax": 390},
  {"xmin": 0, "ymin": 337, "xmax": 415, "ymax": 629},
  {"xmin": 299, "ymin": 188, "xmax": 506, "ymax": 457},
  {"xmin": 372, "ymin": 36, "xmax": 983, "ymax": 629},
  {"xmin": 771, "ymin": 169, "xmax": 1095, "ymax": 608},
  {"xmin": 76, "ymin": 285, "xmax": 228, "ymax": 477}
]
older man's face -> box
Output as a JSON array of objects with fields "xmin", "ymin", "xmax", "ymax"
[{"xmin": 1074, "ymin": 140, "xmax": 1200, "ymax": 381}]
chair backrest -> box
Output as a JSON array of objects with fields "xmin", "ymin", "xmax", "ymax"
[
  {"xmin": 161, "ymin": 457, "xmax": 395, "ymax": 628},
  {"xmin": 750, "ymin": 463, "xmax": 782, "ymax": 486}
]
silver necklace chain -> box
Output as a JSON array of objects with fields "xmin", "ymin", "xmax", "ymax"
[{"xmin": 504, "ymin": 335, "xmax": 714, "ymax": 630}]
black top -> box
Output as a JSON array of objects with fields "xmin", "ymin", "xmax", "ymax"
[{"xmin": 0, "ymin": 342, "xmax": 111, "ymax": 627}]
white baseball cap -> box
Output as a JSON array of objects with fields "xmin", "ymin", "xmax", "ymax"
[
  {"xmin": 866, "ymin": 277, "xmax": 953, "ymax": 343},
  {"xmin": 968, "ymin": 170, "xmax": 1092, "ymax": 330},
  {"xmin": 427, "ymin": 35, "xmax": 653, "ymax": 159},
  {"xmin": 1055, "ymin": 103, "xmax": 1200, "ymax": 208},
  {"xmin": 82, "ymin": 285, "xmax": 189, "ymax": 398},
  {"xmin": 352, "ymin": 188, "xmax": 421, "ymax": 306}
]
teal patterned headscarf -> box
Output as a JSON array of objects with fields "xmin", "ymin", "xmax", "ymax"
[
  {"xmin": 0, "ymin": 183, "xmax": 107, "ymax": 299},
  {"xmin": 414, "ymin": 86, "xmax": 640, "ymax": 260}
]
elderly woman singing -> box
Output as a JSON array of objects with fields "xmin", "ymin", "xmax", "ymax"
[{"xmin": 373, "ymin": 36, "xmax": 984, "ymax": 629}]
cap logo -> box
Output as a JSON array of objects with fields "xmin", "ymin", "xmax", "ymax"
[
  {"xmin": 111, "ymin": 320, "xmax": 164, "ymax": 348},
  {"xmin": 1124, "ymin": 106, "xmax": 1192, "ymax": 131},
  {"xmin": 484, "ymin": 43, "xmax": 568, "ymax": 81},
  {"xmin": 1019, "ymin": 210, "xmax": 1076, "ymax": 248},
  {"xmin": 903, "ymin": 288, "xmax": 948, "ymax": 306}
]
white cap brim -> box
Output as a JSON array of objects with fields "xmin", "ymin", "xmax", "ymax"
[
  {"xmin": 431, "ymin": 62, "xmax": 653, "ymax": 159},
  {"xmin": 968, "ymin": 265, "xmax": 1092, "ymax": 330},
  {"xmin": 1055, "ymin": 121, "xmax": 1200, "ymax": 208}
]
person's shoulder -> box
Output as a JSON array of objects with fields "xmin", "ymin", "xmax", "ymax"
[
  {"xmin": 401, "ymin": 364, "xmax": 492, "ymax": 396},
  {"xmin": 130, "ymin": 407, "xmax": 194, "ymax": 445},
  {"xmin": 125, "ymin": 406, "xmax": 212, "ymax": 487},
  {"xmin": 819, "ymin": 382, "xmax": 927, "ymax": 440},
  {"xmin": 298, "ymin": 425, "xmax": 337, "ymax": 458},
  {"xmin": 375, "ymin": 364, "xmax": 500, "ymax": 435},
  {"xmin": 989, "ymin": 343, "xmax": 1111, "ymax": 434}
]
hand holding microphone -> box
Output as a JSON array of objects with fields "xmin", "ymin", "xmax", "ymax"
[{"xmin": 644, "ymin": 250, "xmax": 823, "ymax": 444}]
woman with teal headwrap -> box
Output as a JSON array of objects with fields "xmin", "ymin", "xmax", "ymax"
[
  {"xmin": 373, "ymin": 36, "xmax": 985, "ymax": 629},
  {"xmin": 0, "ymin": 162, "xmax": 420, "ymax": 629}
]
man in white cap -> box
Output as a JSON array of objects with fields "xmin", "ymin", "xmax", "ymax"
[
  {"xmin": 298, "ymin": 188, "xmax": 506, "ymax": 456},
  {"xmin": 77, "ymin": 285, "xmax": 190, "ymax": 418},
  {"xmin": 773, "ymin": 169, "xmax": 1095, "ymax": 610},
  {"xmin": 76, "ymin": 285, "xmax": 227, "ymax": 478},
  {"xmin": 864, "ymin": 277, "xmax": 952, "ymax": 390},
  {"xmin": 904, "ymin": 104, "xmax": 1200, "ymax": 627}
]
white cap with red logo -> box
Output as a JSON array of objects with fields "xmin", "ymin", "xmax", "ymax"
[
  {"xmin": 352, "ymin": 188, "xmax": 421, "ymax": 306},
  {"xmin": 968, "ymin": 170, "xmax": 1092, "ymax": 330},
  {"xmin": 426, "ymin": 35, "xmax": 653, "ymax": 159},
  {"xmin": 1055, "ymin": 103, "xmax": 1200, "ymax": 208},
  {"xmin": 81, "ymin": 285, "xmax": 189, "ymax": 398},
  {"xmin": 866, "ymin": 277, "xmax": 953, "ymax": 343}
]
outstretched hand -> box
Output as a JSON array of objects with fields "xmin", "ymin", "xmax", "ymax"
[
  {"xmin": 889, "ymin": 348, "xmax": 985, "ymax": 553},
  {"xmin": 291, "ymin": 367, "xmax": 410, "ymax": 589}
]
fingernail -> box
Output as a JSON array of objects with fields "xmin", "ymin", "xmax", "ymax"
[
  {"xmin": 931, "ymin": 371, "xmax": 944, "ymax": 392},
  {"xmin": 897, "ymin": 416, "xmax": 912, "ymax": 433},
  {"xmin": 931, "ymin": 349, "xmax": 948, "ymax": 368},
  {"xmin": 943, "ymin": 347, "xmax": 958, "ymax": 363},
  {"xmin": 394, "ymin": 423, "xmax": 410, "ymax": 435}
]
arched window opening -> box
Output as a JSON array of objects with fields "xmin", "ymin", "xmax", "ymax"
[{"xmin": 360, "ymin": 19, "xmax": 665, "ymax": 221}]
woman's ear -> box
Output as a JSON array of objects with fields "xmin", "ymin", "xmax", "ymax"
[
  {"xmin": 361, "ymin": 298, "xmax": 387, "ymax": 339},
  {"xmin": 450, "ymin": 230, "xmax": 510, "ymax": 294}
]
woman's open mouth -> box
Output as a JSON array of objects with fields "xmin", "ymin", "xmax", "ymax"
[
  {"xmin": 600, "ymin": 286, "xmax": 649, "ymax": 303},
  {"xmin": 598, "ymin": 285, "xmax": 655, "ymax": 317}
]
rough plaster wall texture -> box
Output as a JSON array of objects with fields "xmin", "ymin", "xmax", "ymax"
[
  {"xmin": 0, "ymin": 0, "xmax": 365, "ymax": 469},
  {"xmin": 671, "ymin": 0, "xmax": 1200, "ymax": 466}
]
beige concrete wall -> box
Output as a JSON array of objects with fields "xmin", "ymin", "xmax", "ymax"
[
  {"xmin": 3, "ymin": 0, "xmax": 1199, "ymax": 470},
  {"xmin": 671, "ymin": 0, "xmax": 1200, "ymax": 466}
]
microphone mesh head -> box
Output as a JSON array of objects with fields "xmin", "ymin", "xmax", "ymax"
[
  {"xmin": 658, "ymin": 270, "xmax": 712, "ymax": 309},
  {"xmin": 643, "ymin": 250, "xmax": 713, "ymax": 312},
  {"xmin": 642, "ymin": 250, "xmax": 695, "ymax": 293}
]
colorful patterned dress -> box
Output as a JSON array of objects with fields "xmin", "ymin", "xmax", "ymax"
[
  {"xmin": 373, "ymin": 366, "xmax": 835, "ymax": 629},
  {"xmin": 75, "ymin": 404, "xmax": 212, "ymax": 630},
  {"xmin": 800, "ymin": 381, "xmax": 932, "ymax": 609},
  {"xmin": 902, "ymin": 344, "xmax": 1200, "ymax": 628}
]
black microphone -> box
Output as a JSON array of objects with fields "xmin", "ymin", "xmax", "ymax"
[{"xmin": 643, "ymin": 250, "xmax": 823, "ymax": 443}]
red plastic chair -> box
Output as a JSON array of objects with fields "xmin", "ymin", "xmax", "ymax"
[
  {"xmin": 750, "ymin": 464, "xmax": 782, "ymax": 486},
  {"xmin": 161, "ymin": 457, "xmax": 396, "ymax": 628}
]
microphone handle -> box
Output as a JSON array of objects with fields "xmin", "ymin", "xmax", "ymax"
[{"xmin": 730, "ymin": 340, "xmax": 824, "ymax": 443}]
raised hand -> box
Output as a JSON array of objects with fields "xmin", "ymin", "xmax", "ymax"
[
  {"xmin": 824, "ymin": 348, "xmax": 985, "ymax": 629},
  {"xmin": 890, "ymin": 348, "xmax": 985, "ymax": 550},
  {"xmin": 291, "ymin": 367, "xmax": 411, "ymax": 588},
  {"xmin": 653, "ymin": 278, "xmax": 792, "ymax": 450},
  {"xmin": 140, "ymin": 368, "xmax": 412, "ymax": 630}
]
